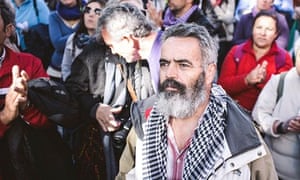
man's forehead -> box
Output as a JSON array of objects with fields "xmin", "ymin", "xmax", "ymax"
[{"xmin": 161, "ymin": 37, "xmax": 201, "ymax": 56}]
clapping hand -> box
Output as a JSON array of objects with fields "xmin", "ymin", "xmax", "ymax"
[
  {"xmin": 245, "ymin": 61, "xmax": 268, "ymax": 85},
  {"xmin": 1, "ymin": 65, "xmax": 29, "ymax": 125}
]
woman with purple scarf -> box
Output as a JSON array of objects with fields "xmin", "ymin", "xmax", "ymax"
[
  {"xmin": 47, "ymin": 0, "xmax": 86, "ymax": 81},
  {"xmin": 146, "ymin": 0, "xmax": 219, "ymax": 36}
]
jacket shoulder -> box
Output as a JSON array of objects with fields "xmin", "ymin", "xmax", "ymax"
[{"xmin": 130, "ymin": 95, "xmax": 158, "ymax": 139}]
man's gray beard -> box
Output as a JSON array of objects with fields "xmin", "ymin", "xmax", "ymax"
[{"xmin": 156, "ymin": 74, "xmax": 207, "ymax": 119}]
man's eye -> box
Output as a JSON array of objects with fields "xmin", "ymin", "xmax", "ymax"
[
  {"xmin": 179, "ymin": 63, "xmax": 191, "ymax": 68},
  {"xmin": 160, "ymin": 61, "xmax": 169, "ymax": 67}
]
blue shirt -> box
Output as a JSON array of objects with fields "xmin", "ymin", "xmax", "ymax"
[
  {"xmin": 12, "ymin": 0, "xmax": 50, "ymax": 50},
  {"xmin": 48, "ymin": 11, "xmax": 79, "ymax": 69},
  {"xmin": 234, "ymin": 0, "xmax": 293, "ymax": 21}
]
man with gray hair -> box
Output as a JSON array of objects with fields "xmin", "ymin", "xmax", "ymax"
[
  {"xmin": 98, "ymin": 2, "xmax": 160, "ymax": 92},
  {"xmin": 125, "ymin": 23, "xmax": 278, "ymax": 179}
]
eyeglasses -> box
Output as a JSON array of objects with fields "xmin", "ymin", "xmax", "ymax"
[{"xmin": 83, "ymin": 6, "xmax": 102, "ymax": 16}]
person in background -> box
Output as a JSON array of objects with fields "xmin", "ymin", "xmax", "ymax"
[
  {"xmin": 45, "ymin": 0, "xmax": 58, "ymax": 10},
  {"xmin": 3, "ymin": 0, "xmax": 19, "ymax": 52},
  {"xmin": 234, "ymin": 0, "xmax": 293, "ymax": 23},
  {"xmin": 65, "ymin": 39, "xmax": 127, "ymax": 180},
  {"xmin": 61, "ymin": 0, "xmax": 106, "ymax": 81},
  {"xmin": 273, "ymin": 0, "xmax": 294, "ymax": 28},
  {"xmin": 126, "ymin": 22, "xmax": 278, "ymax": 180},
  {"xmin": 234, "ymin": 0, "xmax": 255, "ymax": 21},
  {"xmin": 218, "ymin": 10, "xmax": 293, "ymax": 111},
  {"xmin": 11, "ymin": 0, "xmax": 50, "ymax": 51},
  {"xmin": 287, "ymin": 5, "xmax": 300, "ymax": 62},
  {"xmin": 65, "ymin": 2, "xmax": 154, "ymax": 179},
  {"xmin": 0, "ymin": 1, "xmax": 74, "ymax": 179},
  {"xmin": 210, "ymin": 0, "xmax": 236, "ymax": 75},
  {"xmin": 233, "ymin": 0, "xmax": 290, "ymax": 49},
  {"xmin": 252, "ymin": 38, "xmax": 300, "ymax": 180},
  {"xmin": 47, "ymin": 0, "xmax": 85, "ymax": 81},
  {"xmin": 146, "ymin": 0, "xmax": 218, "ymax": 36},
  {"xmin": 96, "ymin": 3, "xmax": 159, "ymax": 179},
  {"xmin": 99, "ymin": 3, "xmax": 161, "ymax": 91}
]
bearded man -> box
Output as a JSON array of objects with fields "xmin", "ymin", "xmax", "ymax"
[{"xmin": 117, "ymin": 23, "xmax": 278, "ymax": 180}]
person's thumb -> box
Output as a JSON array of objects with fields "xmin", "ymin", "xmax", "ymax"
[
  {"xmin": 111, "ymin": 106, "xmax": 123, "ymax": 115},
  {"xmin": 12, "ymin": 65, "xmax": 20, "ymax": 84}
]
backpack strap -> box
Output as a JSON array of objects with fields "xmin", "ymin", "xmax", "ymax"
[
  {"xmin": 233, "ymin": 43, "xmax": 245, "ymax": 64},
  {"xmin": 275, "ymin": 47, "xmax": 286, "ymax": 70},
  {"xmin": 276, "ymin": 72, "xmax": 287, "ymax": 103},
  {"xmin": 32, "ymin": 0, "xmax": 40, "ymax": 23}
]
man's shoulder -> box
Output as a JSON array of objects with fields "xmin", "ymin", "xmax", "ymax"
[
  {"xmin": 131, "ymin": 95, "xmax": 158, "ymax": 139},
  {"xmin": 7, "ymin": 48, "xmax": 39, "ymax": 62},
  {"xmin": 132, "ymin": 95, "xmax": 158, "ymax": 118},
  {"xmin": 225, "ymin": 97, "xmax": 262, "ymax": 155},
  {"xmin": 188, "ymin": 8, "xmax": 209, "ymax": 23}
]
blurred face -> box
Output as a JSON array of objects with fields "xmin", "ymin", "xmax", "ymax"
[
  {"xmin": 252, "ymin": 15, "xmax": 278, "ymax": 49},
  {"xmin": 256, "ymin": 0, "xmax": 273, "ymax": 11},
  {"xmin": 83, "ymin": 2, "xmax": 102, "ymax": 33},
  {"xmin": 0, "ymin": 16, "xmax": 13, "ymax": 48},
  {"xmin": 157, "ymin": 36, "xmax": 208, "ymax": 118},
  {"xmin": 60, "ymin": 0, "xmax": 77, "ymax": 7},
  {"xmin": 101, "ymin": 28, "xmax": 140, "ymax": 62},
  {"xmin": 167, "ymin": 0, "xmax": 192, "ymax": 17}
]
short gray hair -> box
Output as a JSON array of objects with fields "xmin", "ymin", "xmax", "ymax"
[
  {"xmin": 97, "ymin": 3, "xmax": 153, "ymax": 39},
  {"xmin": 162, "ymin": 23, "xmax": 219, "ymax": 67}
]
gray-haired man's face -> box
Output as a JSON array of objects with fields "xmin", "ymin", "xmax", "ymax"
[{"xmin": 101, "ymin": 28, "xmax": 141, "ymax": 63}]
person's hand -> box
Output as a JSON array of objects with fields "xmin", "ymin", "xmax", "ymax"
[
  {"xmin": 95, "ymin": 104, "xmax": 123, "ymax": 132},
  {"xmin": 146, "ymin": 1, "xmax": 163, "ymax": 28},
  {"xmin": 16, "ymin": 21, "xmax": 29, "ymax": 32},
  {"xmin": 245, "ymin": 61, "xmax": 268, "ymax": 85},
  {"xmin": 274, "ymin": 115, "xmax": 300, "ymax": 134},
  {"xmin": 1, "ymin": 65, "xmax": 29, "ymax": 125}
]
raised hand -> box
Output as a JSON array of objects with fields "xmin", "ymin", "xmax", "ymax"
[
  {"xmin": 245, "ymin": 61, "xmax": 268, "ymax": 85},
  {"xmin": 0, "ymin": 65, "xmax": 29, "ymax": 125}
]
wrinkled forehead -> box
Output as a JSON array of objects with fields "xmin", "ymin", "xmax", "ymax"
[{"xmin": 161, "ymin": 37, "xmax": 202, "ymax": 63}]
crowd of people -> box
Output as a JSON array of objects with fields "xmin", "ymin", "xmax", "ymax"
[{"xmin": 1, "ymin": 0, "xmax": 300, "ymax": 179}]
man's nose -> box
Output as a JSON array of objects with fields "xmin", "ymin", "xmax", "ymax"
[{"xmin": 165, "ymin": 63, "xmax": 178, "ymax": 79}]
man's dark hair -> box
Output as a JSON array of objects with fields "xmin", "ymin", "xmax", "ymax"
[
  {"xmin": 0, "ymin": 0, "xmax": 15, "ymax": 29},
  {"xmin": 193, "ymin": 0, "xmax": 200, "ymax": 5}
]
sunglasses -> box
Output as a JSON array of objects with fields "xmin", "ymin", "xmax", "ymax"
[{"xmin": 83, "ymin": 6, "xmax": 102, "ymax": 16}]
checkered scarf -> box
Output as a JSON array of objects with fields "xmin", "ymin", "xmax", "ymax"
[{"xmin": 141, "ymin": 85, "xmax": 227, "ymax": 179}]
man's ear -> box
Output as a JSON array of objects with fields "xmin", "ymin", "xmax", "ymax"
[
  {"xmin": 5, "ymin": 24, "xmax": 15, "ymax": 38},
  {"xmin": 205, "ymin": 63, "xmax": 217, "ymax": 84}
]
